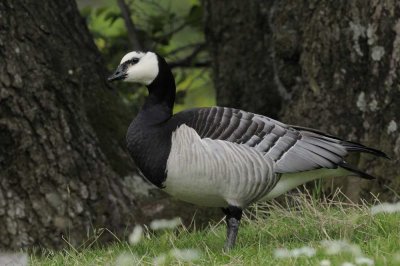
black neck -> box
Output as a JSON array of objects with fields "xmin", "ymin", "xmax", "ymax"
[
  {"xmin": 128, "ymin": 54, "xmax": 176, "ymax": 187},
  {"xmin": 141, "ymin": 54, "xmax": 176, "ymax": 122}
]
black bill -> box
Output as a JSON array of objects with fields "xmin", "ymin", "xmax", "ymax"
[{"xmin": 108, "ymin": 65, "xmax": 127, "ymax": 82}]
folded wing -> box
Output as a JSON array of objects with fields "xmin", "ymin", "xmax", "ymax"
[{"xmin": 172, "ymin": 107, "xmax": 387, "ymax": 178}]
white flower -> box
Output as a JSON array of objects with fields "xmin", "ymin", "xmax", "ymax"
[
  {"xmin": 370, "ymin": 202, "xmax": 400, "ymax": 215},
  {"xmin": 128, "ymin": 225, "xmax": 143, "ymax": 245},
  {"xmin": 152, "ymin": 253, "xmax": 167, "ymax": 266},
  {"xmin": 320, "ymin": 259, "xmax": 331, "ymax": 266},
  {"xmin": 273, "ymin": 246, "xmax": 316, "ymax": 258},
  {"xmin": 355, "ymin": 256, "xmax": 374, "ymax": 265},
  {"xmin": 115, "ymin": 252, "xmax": 140, "ymax": 266},
  {"xmin": 150, "ymin": 217, "xmax": 181, "ymax": 230},
  {"xmin": 170, "ymin": 248, "xmax": 201, "ymax": 262},
  {"xmin": 273, "ymin": 248, "xmax": 291, "ymax": 258},
  {"xmin": 0, "ymin": 253, "xmax": 28, "ymax": 266},
  {"xmin": 321, "ymin": 240, "xmax": 362, "ymax": 256},
  {"xmin": 293, "ymin": 246, "xmax": 316, "ymax": 257},
  {"xmin": 342, "ymin": 262, "xmax": 355, "ymax": 266},
  {"xmin": 393, "ymin": 252, "xmax": 400, "ymax": 262}
]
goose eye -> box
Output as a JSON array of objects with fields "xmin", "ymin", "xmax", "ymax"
[{"xmin": 130, "ymin": 58, "xmax": 139, "ymax": 64}]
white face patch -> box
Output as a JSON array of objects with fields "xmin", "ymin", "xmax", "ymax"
[
  {"xmin": 120, "ymin": 51, "xmax": 145, "ymax": 64},
  {"xmin": 120, "ymin": 51, "xmax": 159, "ymax": 85}
]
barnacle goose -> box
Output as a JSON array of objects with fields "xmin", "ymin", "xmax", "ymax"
[{"xmin": 108, "ymin": 51, "xmax": 388, "ymax": 250}]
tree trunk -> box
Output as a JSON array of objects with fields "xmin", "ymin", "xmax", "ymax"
[
  {"xmin": 0, "ymin": 0, "xmax": 141, "ymax": 249},
  {"xmin": 0, "ymin": 0, "xmax": 221, "ymax": 250},
  {"xmin": 203, "ymin": 1, "xmax": 283, "ymax": 118},
  {"xmin": 204, "ymin": 0, "xmax": 400, "ymax": 201}
]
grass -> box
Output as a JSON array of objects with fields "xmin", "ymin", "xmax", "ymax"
[{"xmin": 31, "ymin": 191, "xmax": 400, "ymax": 265}]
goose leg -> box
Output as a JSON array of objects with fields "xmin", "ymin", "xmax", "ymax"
[{"xmin": 222, "ymin": 206, "xmax": 243, "ymax": 251}]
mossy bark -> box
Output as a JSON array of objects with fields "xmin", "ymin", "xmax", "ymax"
[{"xmin": 204, "ymin": 0, "xmax": 400, "ymax": 201}]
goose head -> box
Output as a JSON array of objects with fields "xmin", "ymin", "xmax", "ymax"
[{"xmin": 108, "ymin": 51, "xmax": 159, "ymax": 85}]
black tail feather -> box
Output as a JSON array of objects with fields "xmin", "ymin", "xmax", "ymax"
[
  {"xmin": 290, "ymin": 125, "xmax": 390, "ymax": 159},
  {"xmin": 338, "ymin": 161, "xmax": 376, "ymax": 180},
  {"xmin": 341, "ymin": 141, "xmax": 390, "ymax": 159}
]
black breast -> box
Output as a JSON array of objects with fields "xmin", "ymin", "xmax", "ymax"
[{"xmin": 126, "ymin": 119, "xmax": 174, "ymax": 188}]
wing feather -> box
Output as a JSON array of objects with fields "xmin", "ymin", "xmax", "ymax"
[
  {"xmin": 201, "ymin": 106, "xmax": 217, "ymax": 136},
  {"xmin": 172, "ymin": 106, "xmax": 387, "ymax": 177}
]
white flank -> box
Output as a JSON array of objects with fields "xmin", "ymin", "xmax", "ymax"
[
  {"xmin": 165, "ymin": 125, "xmax": 276, "ymax": 207},
  {"xmin": 262, "ymin": 168, "xmax": 350, "ymax": 200},
  {"xmin": 121, "ymin": 51, "xmax": 159, "ymax": 85},
  {"xmin": 370, "ymin": 202, "xmax": 400, "ymax": 215}
]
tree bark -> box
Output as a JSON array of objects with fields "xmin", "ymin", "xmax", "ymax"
[
  {"xmin": 0, "ymin": 0, "xmax": 221, "ymax": 250},
  {"xmin": 203, "ymin": 1, "xmax": 283, "ymax": 118},
  {"xmin": 0, "ymin": 0, "xmax": 141, "ymax": 249},
  {"xmin": 204, "ymin": 0, "xmax": 400, "ymax": 201}
]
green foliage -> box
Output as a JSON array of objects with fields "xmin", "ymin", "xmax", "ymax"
[
  {"xmin": 31, "ymin": 193, "xmax": 400, "ymax": 265},
  {"xmin": 78, "ymin": 0, "xmax": 215, "ymax": 113}
]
